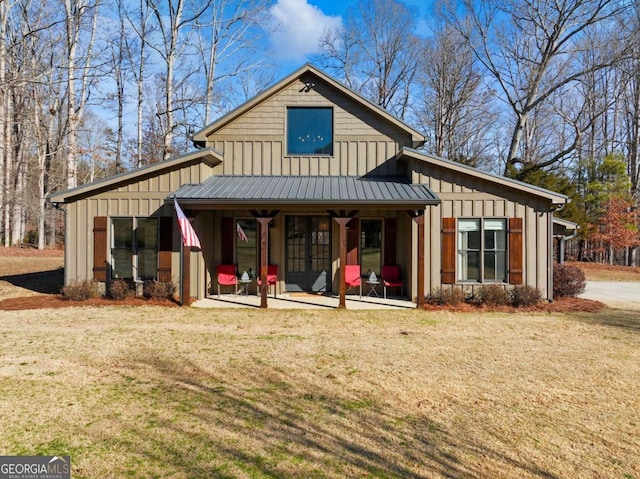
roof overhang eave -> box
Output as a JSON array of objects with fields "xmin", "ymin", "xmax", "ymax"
[{"xmin": 169, "ymin": 198, "xmax": 440, "ymax": 209}]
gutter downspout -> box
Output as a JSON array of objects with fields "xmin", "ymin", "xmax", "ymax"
[
  {"xmin": 549, "ymin": 202, "xmax": 566, "ymax": 303},
  {"xmin": 558, "ymin": 229, "xmax": 578, "ymax": 264}
]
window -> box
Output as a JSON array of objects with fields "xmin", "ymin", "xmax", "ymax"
[
  {"xmin": 111, "ymin": 217, "xmax": 158, "ymax": 280},
  {"xmin": 236, "ymin": 219, "xmax": 257, "ymax": 277},
  {"xmin": 361, "ymin": 219, "xmax": 382, "ymax": 276},
  {"xmin": 287, "ymin": 107, "xmax": 333, "ymax": 155},
  {"xmin": 457, "ymin": 218, "xmax": 506, "ymax": 282}
]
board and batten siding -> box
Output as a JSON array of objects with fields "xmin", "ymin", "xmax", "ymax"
[
  {"xmin": 411, "ymin": 161, "xmax": 554, "ymax": 299},
  {"xmin": 203, "ymin": 75, "xmax": 412, "ymax": 177},
  {"xmin": 63, "ymin": 162, "xmax": 214, "ymax": 298}
]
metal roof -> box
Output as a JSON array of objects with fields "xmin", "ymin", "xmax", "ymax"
[
  {"xmin": 400, "ymin": 147, "xmax": 569, "ymax": 205},
  {"xmin": 48, "ymin": 148, "xmax": 223, "ymax": 204},
  {"xmin": 172, "ymin": 175, "xmax": 439, "ymax": 207}
]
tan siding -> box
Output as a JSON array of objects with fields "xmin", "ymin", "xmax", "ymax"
[
  {"xmin": 64, "ymin": 161, "xmax": 213, "ymax": 290},
  {"xmin": 205, "ymin": 75, "xmax": 412, "ymax": 177},
  {"xmin": 415, "ymin": 160, "xmax": 555, "ymax": 299}
]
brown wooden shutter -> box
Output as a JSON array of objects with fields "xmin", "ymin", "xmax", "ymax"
[
  {"xmin": 221, "ymin": 217, "xmax": 234, "ymax": 264},
  {"xmin": 158, "ymin": 217, "xmax": 173, "ymax": 282},
  {"xmin": 508, "ymin": 218, "xmax": 523, "ymax": 284},
  {"xmin": 384, "ymin": 218, "xmax": 397, "ymax": 266},
  {"xmin": 441, "ymin": 217, "xmax": 456, "ymax": 284},
  {"xmin": 93, "ymin": 216, "xmax": 107, "ymax": 281},
  {"xmin": 347, "ymin": 217, "xmax": 359, "ymax": 265}
]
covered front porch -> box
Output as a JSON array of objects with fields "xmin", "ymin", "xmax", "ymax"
[{"xmin": 174, "ymin": 175, "xmax": 440, "ymax": 309}]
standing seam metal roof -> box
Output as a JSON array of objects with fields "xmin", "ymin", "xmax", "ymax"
[{"xmin": 172, "ymin": 176, "xmax": 439, "ymax": 205}]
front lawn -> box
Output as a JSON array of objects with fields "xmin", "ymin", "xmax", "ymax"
[{"xmin": 0, "ymin": 306, "xmax": 638, "ymax": 478}]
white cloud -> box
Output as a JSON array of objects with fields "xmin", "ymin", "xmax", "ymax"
[{"xmin": 269, "ymin": 0, "xmax": 342, "ymax": 63}]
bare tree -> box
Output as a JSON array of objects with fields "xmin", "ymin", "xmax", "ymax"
[
  {"xmin": 619, "ymin": 5, "xmax": 640, "ymax": 202},
  {"xmin": 416, "ymin": 17, "xmax": 495, "ymax": 167},
  {"xmin": 63, "ymin": 0, "xmax": 100, "ymax": 189},
  {"xmin": 318, "ymin": 0, "xmax": 421, "ymax": 119},
  {"xmin": 449, "ymin": 0, "xmax": 630, "ymax": 175},
  {"xmin": 0, "ymin": 0, "xmax": 12, "ymax": 244},
  {"xmin": 195, "ymin": 0, "xmax": 267, "ymax": 125},
  {"xmin": 146, "ymin": 0, "xmax": 211, "ymax": 159},
  {"xmin": 125, "ymin": 0, "xmax": 154, "ymax": 168}
]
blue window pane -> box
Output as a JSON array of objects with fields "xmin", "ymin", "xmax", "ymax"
[{"xmin": 287, "ymin": 107, "xmax": 333, "ymax": 155}]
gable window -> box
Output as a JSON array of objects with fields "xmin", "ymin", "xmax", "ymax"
[
  {"xmin": 111, "ymin": 217, "xmax": 158, "ymax": 280},
  {"xmin": 236, "ymin": 219, "xmax": 257, "ymax": 277},
  {"xmin": 457, "ymin": 218, "xmax": 506, "ymax": 282},
  {"xmin": 287, "ymin": 107, "xmax": 333, "ymax": 155},
  {"xmin": 360, "ymin": 219, "xmax": 382, "ymax": 276}
]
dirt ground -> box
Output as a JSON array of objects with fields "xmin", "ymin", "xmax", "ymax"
[{"xmin": 0, "ymin": 246, "xmax": 606, "ymax": 313}]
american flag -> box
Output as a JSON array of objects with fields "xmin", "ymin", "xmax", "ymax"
[
  {"xmin": 174, "ymin": 198, "xmax": 201, "ymax": 248},
  {"xmin": 236, "ymin": 222, "xmax": 248, "ymax": 242}
]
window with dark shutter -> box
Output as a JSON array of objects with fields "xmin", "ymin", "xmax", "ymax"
[
  {"xmin": 508, "ymin": 218, "xmax": 523, "ymax": 284},
  {"xmin": 93, "ymin": 216, "xmax": 107, "ymax": 281},
  {"xmin": 158, "ymin": 217, "xmax": 172, "ymax": 282},
  {"xmin": 441, "ymin": 217, "xmax": 456, "ymax": 284}
]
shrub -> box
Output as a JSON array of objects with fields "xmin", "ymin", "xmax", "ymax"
[
  {"xmin": 474, "ymin": 284, "xmax": 510, "ymax": 306},
  {"xmin": 143, "ymin": 280, "xmax": 176, "ymax": 300},
  {"xmin": 109, "ymin": 279, "xmax": 132, "ymax": 300},
  {"xmin": 61, "ymin": 280, "xmax": 99, "ymax": 301},
  {"xmin": 511, "ymin": 285, "xmax": 542, "ymax": 307},
  {"xmin": 427, "ymin": 287, "xmax": 466, "ymax": 305},
  {"xmin": 553, "ymin": 263, "xmax": 586, "ymax": 297}
]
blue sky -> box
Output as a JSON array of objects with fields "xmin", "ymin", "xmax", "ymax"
[{"xmin": 268, "ymin": 0, "xmax": 433, "ymax": 69}]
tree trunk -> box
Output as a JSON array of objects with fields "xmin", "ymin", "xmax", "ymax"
[{"xmin": 0, "ymin": 0, "xmax": 7, "ymax": 246}]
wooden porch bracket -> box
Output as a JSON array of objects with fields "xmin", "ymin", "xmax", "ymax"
[
  {"xmin": 407, "ymin": 210, "xmax": 426, "ymax": 309},
  {"xmin": 327, "ymin": 209, "xmax": 359, "ymax": 219},
  {"xmin": 249, "ymin": 210, "xmax": 279, "ymax": 219}
]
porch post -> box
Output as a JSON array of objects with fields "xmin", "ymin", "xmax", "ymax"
[
  {"xmin": 334, "ymin": 217, "xmax": 350, "ymax": 308},
  {"xmin": 408, "ymin": 211, "xmax": 426, "ymax": 309},
  {"xmin": 251, "ymin": 210, "xmax": 279, "ymax": 309},
  {"xmin": 257, "ymin": 217, "xmax": 272, "ymax": 309}
]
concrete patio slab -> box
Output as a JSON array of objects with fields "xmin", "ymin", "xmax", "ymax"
[{"xmin": 192, "ymin": 293, "xmax": 417, "ymax": 310}]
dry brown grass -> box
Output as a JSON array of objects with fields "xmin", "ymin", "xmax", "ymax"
[
  {"xmin": 1, "ymin": 250, "xmax": 639, "ymax": 478},
  {"xmin": 0, "ymin": 306, "xmax": 639, "ymax": 478}
]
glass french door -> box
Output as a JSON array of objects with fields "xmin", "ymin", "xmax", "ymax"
[{"xmin": 285, "ymin": 215, "xmax": 332, "ymax": 292}]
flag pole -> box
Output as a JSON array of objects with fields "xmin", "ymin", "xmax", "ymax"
[{"xmin": 172, "ymin": 195, "xmax": 184, "ymax": 306}]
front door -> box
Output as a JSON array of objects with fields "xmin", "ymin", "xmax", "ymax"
[{"xmin": 285, "ymin": 215, "xmax": 332, "ymax": 292}]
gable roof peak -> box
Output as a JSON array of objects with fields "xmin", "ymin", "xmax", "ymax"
[{"xmin": 192, "ymin": 63, "xmax": 425, "ymax": 147}]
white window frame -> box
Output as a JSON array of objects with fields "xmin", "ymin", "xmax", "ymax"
[{"xmin": 457, "ymin": 218, "xmax": 507, "ymax": 283}]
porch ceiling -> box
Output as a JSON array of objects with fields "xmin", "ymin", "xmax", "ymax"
[{"xmin": 170, "ymin": 175, "xmax": 440, "ymax": 210}]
